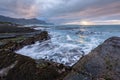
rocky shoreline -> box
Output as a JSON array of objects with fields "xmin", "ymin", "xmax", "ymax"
[
  {"xmin": 0, "ymin": 24, "xmax": 71, "ymax": 80},
  {"xmin": 0, "ymin": 24, "xmax": 120, "ymax": 80}
]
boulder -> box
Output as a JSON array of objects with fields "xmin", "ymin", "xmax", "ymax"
[{"xmin": 64, "ymin": 37, "xmax": 120, "ymax": 80}]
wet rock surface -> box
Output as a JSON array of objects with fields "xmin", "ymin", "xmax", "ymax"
[
  {"xmin": 64, "ymin": 37, "xmax": 120, "ymax": 80},
  {"xmin": 0, "ymin": 51, "xmax": 71, "ymax": 80},
  {"xmin": 0, "ymin": 51, "xmax": 37, "ymax": 80},
  {"xmin": 0, "ymin": 24, "xmax": 35, "ymax": 33},
  {"xmin": 0, "ymin": 31, "xmax": 49, "ymax": 51}
]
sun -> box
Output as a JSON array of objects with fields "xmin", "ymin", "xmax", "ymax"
[
  {"xmin": 80, "ymin": 21, "xmax": 94, "ymax": 25},
  {"xmin": 64, "ymin": 20, "xmax": 95, "ymax": 25}
]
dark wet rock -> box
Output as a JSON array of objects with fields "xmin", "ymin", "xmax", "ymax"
[
  {"xmin": 0, "ymin": 42, "xmax": 7, "ymax": 46},
  {"xmin": 0, "ymin": 31, "xmax": 42, "ymax": 40},
  {"xmin": 0, "ymin": 51, "xmax": 71, "ymax": 80},
  {"xmin": 36, "ymin": 59, "xmax": 71, "ymax": 80},
  {"xmin": 64, "ymin": 37, "xmax": 120, "ymax": 80},
  {"xmin": 0, "ymin": 24, "xmax": 35, "ymax": 33},
  {"xmin": 0, "ymin": 34, "xmax": 17, "ymax": 39},
  {"xmin": 0, "ymin": 31, "xmax": 50, "ymax": 51},
  {"xmin": 0, "ymin": 51, "xmax": 37, "ymax": 80}
]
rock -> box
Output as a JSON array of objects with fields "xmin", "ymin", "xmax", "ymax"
[
  {"xmin": 40, "ymin": 61, "xmax": 71, "ymax": 80},
  {"xmin": 64, "ymin": 37, "xmax": 120, "ymax": 80},
  {"xmin": 0, "ymin": 50, "xmax": 70, "ymax": 80},
  {"xmin": 0, "ymin": 31, "xmax": 50, "ymax": 51},
  {"xmin": 0, "ymin": 23, "xmax": 35, "ymax": 33},
  {"xmin": 0, "ymin": 51, "xmax": 37, "ymax": 80},
  {"xmin": 36, "ymin": 59, "xmax": 71, "ymax": 80},
  {"xmin": 0, "ymin": 33, "xmax": 17, "ymax": 39}
]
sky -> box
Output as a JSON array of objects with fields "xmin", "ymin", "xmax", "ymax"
[{"xmin": 0, "ymin": 0, "xmax": 120, "ymax": 25}]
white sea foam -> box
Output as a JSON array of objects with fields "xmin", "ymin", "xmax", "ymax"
[
  {"xmin": 16, "ymin": 28, "xmax": 102, "ymax": 66},
  {"xmin": 16, "ymin": 25, "xmax": 120, "ymax": 66},
  {"xmin": 16, "ymin": 39, "xmax": 83, "ymax": 66},
  {"xmin": 66, "ymin": 35, "xmax": 73, "ymax": 41}
]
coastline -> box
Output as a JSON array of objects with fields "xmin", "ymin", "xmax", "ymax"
[{"xmin": 0, "ymin": 24, "xmax": 120, "ymax": 80}]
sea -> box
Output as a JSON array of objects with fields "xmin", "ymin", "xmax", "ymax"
[{"xmin": 16, "ymin": 25, "xmax": 120, "ymax": 66}]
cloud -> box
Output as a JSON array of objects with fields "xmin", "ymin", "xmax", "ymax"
[
  {"xmin": 0, "ymin": 0, "xmax": 120, "ymax": 24},
  {"xmin": 0, "ymin": 0, "xmax": 39, "ymax": 18},
  {"xmin": 44, "ymin": 0, "xmax": 120, "ymax": 24}
]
